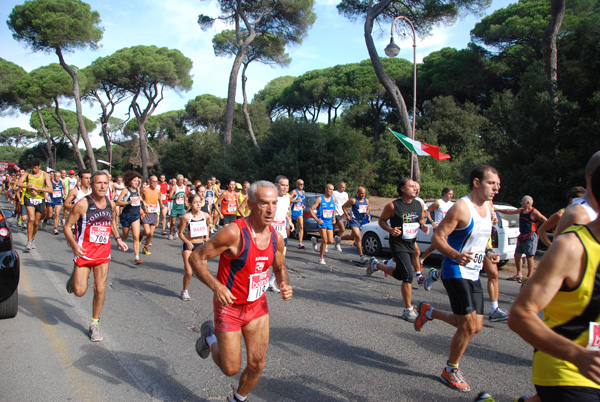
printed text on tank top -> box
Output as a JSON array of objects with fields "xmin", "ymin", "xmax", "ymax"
[
  {"xmin": 245, "ymin": 219, "xmax": 275, "ymax": 302},
  {"xmin": 187, "ymin": 212, "xmax": 208, "ymax": 238}
]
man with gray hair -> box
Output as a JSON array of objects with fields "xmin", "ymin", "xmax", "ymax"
[
  {"xmin": 496, "ymin": 195, "xmax": 547, "ymax": 281},
  {"xmin": 190, "ymin": 180, "xmax": 292, "ymax": 402}
]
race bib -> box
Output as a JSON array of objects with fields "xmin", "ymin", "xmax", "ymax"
[
  {"xmin": 189, "ymin": 220, "xmax": 208, "ymax": 238},
  {"xmin": 227, "ymin": 203, "xmax": 237, "ymax": 213},
  {"xmin": 293, "ymin": 202, "xmax": 303, "ymax": 211},
  {"xmin": 130, "ymin": 196, "xmax": 141, "ymax": 206},
  {"xmin": 29, "ymin": 198, "xmax": 42, "ymax": 205},
  {"xmin": 402, "ymin": 222, "xmax": 419, "ymax": 239},
  {"xmin": 322, "ymin": 209, "xmax": 333, "ymax": 219},
  {"xmin": 587, "ymin": 322, "xmax": 600, "ymax": 350},
  {"xmin": 358, "ymin": 204, "xmax": 368, "ymax": 214},
  {"xmin": 464, "ymin": 251, "xmax": 485, "ymax": 271},
  {"xmin": 247, "ymin": 271, "xmax": 269, "ymax": 302},
  {"xmin": 273, "ymin": 220, "xmax": 286, "ymax": 236},
  {"xmin": 53, "ymin": 190, "xmax": 62, "ymax": 198},
  {"xmin": 176, "ymin": 195, "xmax": 184, "ymax": 205},
  {"xmin": 89, "ymin": 226, "xmax": 111, "ymax": 244},
  {"xmin": 147, "ymin": 203, "xmax": 159, "ymax": 213}
]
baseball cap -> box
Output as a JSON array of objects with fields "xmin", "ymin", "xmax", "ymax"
[
  {"xmin": 69, "ymin": 170, "xmax": 75, "ymax": 174},
  {"xmin": 235, "ymin": 183, "xmax": 242, "ymax": 189}
]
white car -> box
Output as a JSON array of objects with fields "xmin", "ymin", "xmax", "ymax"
[{"xmin": 360, "ymin": 202, "xmax": 519, "ymax": 267}]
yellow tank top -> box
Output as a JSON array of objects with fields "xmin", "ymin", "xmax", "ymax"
[
  {"xmin": 532, "ymin": 224, "xmax": 600, "ymax": 388},
  {"xmin": 237, "ymin": 193, "xmax": 249, "ymax": 216},
  {"xmin": 25, "ymin": 171, "xmax": 46, "ymax": 199}
]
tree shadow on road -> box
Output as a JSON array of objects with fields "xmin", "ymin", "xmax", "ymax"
[{"xmin": 18, "ymin": 293, "xmax": 87, "ymax": 335}]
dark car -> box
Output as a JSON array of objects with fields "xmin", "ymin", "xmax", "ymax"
[
  {"xmin": 0, "ymin": 209, "xmax": 20, "ymax": 319},
  {"xmin": 289, "ymin": 192, "xmax": 347, "ymax": 239}
]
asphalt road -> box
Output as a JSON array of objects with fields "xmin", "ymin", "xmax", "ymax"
[{"xmin": 0, "ymin": 201, "xmax": 536, "ymax": 402}]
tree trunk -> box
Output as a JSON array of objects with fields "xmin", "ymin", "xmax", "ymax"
[
  {"xmin": 35, "ymin": 107, "xmax": 55, "ymax": 169},
  {"xmin": 542, "ymin": 0, "xmax": 565, "ymax": 104},
  {"xmin": 55, "ymin": 48, "xmax": 98, "ymax": 172},
  {"xmin": 363, "ymin": 4, "xmax": 420, "ymax": 181},
  {"xmin": 241, "ymin": 62, "xmax": 259, "ymax": 148},
  {"xmin": 53, "ymin": 101, "xmax": 86, "ymax": 170}
]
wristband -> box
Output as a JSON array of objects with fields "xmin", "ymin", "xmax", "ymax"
[{"xmin": 116, "ymin": 237, "xmax": 122, "ymax": 240}]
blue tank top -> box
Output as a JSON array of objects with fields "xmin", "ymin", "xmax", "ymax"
[
  {"xmin": 351, "ymin": 198, "xmax": 368, "ymax": 222},
  {"xmin": 122, "ymin": 188, "xmax": 141, "ymax": 215},
  {"xmin": 51, "ymin": 179, "xmax": 64, "ymax": 201},
  {"xmin": 318, "ymin": 195, "xmax": 335, "ymax": 222},
  {"xmin": 291, "ymin": 189, "xmax": 305, "ymax": 217}
]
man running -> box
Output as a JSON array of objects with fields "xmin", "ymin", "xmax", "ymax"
[
  {"xmin": 366, "ymin": 178, "xmax": 429, "ymax": 322},
  {"xmin": 290, "ymin": 179, "xmax": 306, "ymax": 249},
  {"xmin": 420, "ymin": 187, "xmax": 454, "ymax": 268},
  {"xmin": 340, "ymin": 186, "xmax": 371, "ymax": 263},
  {"xmin": 189, "ymin": 181, "xmax": 292, "ymax": 402},
  {"xmin": 64, "ymin": 170, "xmax": 128, "ymax": 342},
  {"xmin": 140, "ymin": 175, "xmax": 161, "ymax": 255},
  {"xmin": 332, "ymin": 181, "xmax": 349, "ymax": 251},
  {"xmin": 269, "ymin": 176, "xmax": 294, "ymax": 292},
  {"xmin": 414, "ymin": 164, "xmax": 501, "ymax": 392},
  {"xmin": 309, "ymin": 183, "xmax": 337, "ymax": 265},
  {"xmin": 48, "ymin": 170, "xmax": 67, "ymax": 235},
  {"xmin": 216, "ymin": 180, "xmax": 240, "ymax": 227},
  {"xmin": 508, "ymin": 164, "xmax": 600, "ymax": 401},
  {"xmin": 158, "ymin": 174, "xmax": 170, "ymax": 235},
  {"xmin": 16, "ymin": 158, "xmax": 52, "ymax": 250},
  {"xmin": 168, "ymin": 174, "xmax": 188, "ymax": 240}
]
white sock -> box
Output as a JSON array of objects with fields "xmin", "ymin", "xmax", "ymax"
[
  {"xmin": 490, "ymin": 301, "xmax": 499, "ymax": 314},
  {"xmin": 135, "ymin": 255, "xmax": 139, "ymax": 260},
  {"xmin": 206, "ymin": 334, "xmax": 217, "ymax": 348},
  {"xmin": 233, "ymin": 392, "xmax": 246, "ymax": 402}
]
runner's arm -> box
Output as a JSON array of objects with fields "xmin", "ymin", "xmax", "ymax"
[
  {"xmin": 309, "ymin": 196, "xmax": 322, "ymax": 224},
  {"xmin": 419, "ymin": 204, "xmax": 430, "ymax": 235},
  {"xmin": 63, "ymin": 188, "xmax": 78, "ymax": 211},
  {"xmin": 342, "ymin": 198, "xmax": 355, "ymax": 220},
  {"xmin": 115, "ymin": 188, "xmax": 129, "ymax": 207},
  {"xmin": 508, "ymin": 233, "xmax": 600, "ymax": 384},
  {"xmin": 178, "ymin": 214, "xmax": 192, "ymax": 247},
  {"xmin": 63, "ymin": 198, "xmax": 87, "ymax": 257},
  {"xmin": 494, "ymin": 207, "xmax": 521, "ymax": 215},
  {"xmin": 110, "ymin": 200, "xmax": 127, "ymax": 251},
  {"xmin": 378, "ymin": 203, "xmax": 401, "ymax": 237},
  {"xmin": 537, "ymin": 210, "xmax": 562, "ymax": 247},
  {"xmin": 431, "ymin": 200, "xmax": 473, "ymax": 265}
]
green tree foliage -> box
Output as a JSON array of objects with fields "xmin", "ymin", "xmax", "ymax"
[
  {"xmin": 253, "ymin": 76, "xmax": 297, "ymax": 120},
  {"xmin": 8, "ymin": 0, "xmax": 104, "ymax": 171},
  {"xmin": 0, "ymin": 127, "xmax": 39, "ymax": 152},
  {"xmin": 184, "ymin": 94, "xmax": 228, "ymax": 132},
  {"xmin": 0, "ymin": 58, "xmax": 27, "ymax": 114}
]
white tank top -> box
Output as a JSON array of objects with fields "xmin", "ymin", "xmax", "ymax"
[
  {"xmin": 272, "ymin": 195, "xmax": 290, "ymax": 239},
  {"xmin": 74, "ymin": 186, "xmax": 92, "ymax": 205},
  {"xmin": 571, "ymin": 197, "xmax": 598, "ymax": 222},
  {"xmin": 434, "ymin": 199, "xmax": 454, "ymax": 223}
]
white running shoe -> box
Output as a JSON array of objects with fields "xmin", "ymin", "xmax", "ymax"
[
  {"xmin": 318, "ymin": 258, "xmax": 326, "ymax": 265},
  {"xmin": 311, "ymin": 236, "xmax": 319, "ymax": 251},
  {"xmin": 181, "ymin": 290, "xmax": 191, "ymax": 301},
  {"xmin": 334, "ymin": 236, "xmax": 342, "ymax": 252},
  {"xmin": 366, "ymin": 257, "xmax": 378, "ymax": 276},
  {"xmin": 402, "ymin": 307, "xmax": 418, "ymax": 323},
  {"xmin": 359, "ymin": 255, "xmax": 369, "ymax": 264}
]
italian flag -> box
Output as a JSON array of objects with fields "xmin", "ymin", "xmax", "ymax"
[{"xmin": 389, "ymin": 129, "xmax": 451, "ymax": 161}]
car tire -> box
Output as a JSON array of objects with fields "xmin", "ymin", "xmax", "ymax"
[
  {"xmin": 0, "ymin": 288, "xmax": 18, "ymax": 319},
  {"xmin": 362, "ymin": 232, "xmax": 382, "ymax": 256},
  {"xmin": 497, "ymin": 260, "xmax": 508, "ymax": 268}
]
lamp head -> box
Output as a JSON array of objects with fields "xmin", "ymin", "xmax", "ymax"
[{"xmin": 384, "ymin": 36, "xmax": 400, "ymax": 57}]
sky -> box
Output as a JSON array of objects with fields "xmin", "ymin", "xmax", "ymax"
[{"xmin": 0, "ymin": 0, "xmax": 513, "ymax": 147}]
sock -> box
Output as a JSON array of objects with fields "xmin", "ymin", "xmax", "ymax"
[
  {"xmin": 135, "ymin": 255, "xmax": 140, "ymax": 260},
  {"xmin": 490, "ymin": 301, "xmax": 499, "ymax": 314},
  {"xmin": 432, "ymin": 270, "xmax": 440, "ymax": 280},
  {"xmin": 385, "ymin": 259, "xmax": 394, "ymax": 266},
  {"xmin": 415, "ymin": 271, "xmax": 422, "ymax": 277},
  {"xmin": 90, "ymin": 317, "xmax": 99, "ymax": 326},
  {"xmin": 233, "ymin": 393, "xmax": 246, "ymax": 402},
  {"xmin": 426, "ymin": 307, "xmax": 434, "ymax": 320},
  {"xmin": 206, "ymin": 334, "xmax": 217, "ymax": 348},
  {"xmin": 404, "ymin": 306, "xmax": 414, "ymax": 312},
  {"xmin": 446, "ymin": 360, "xmax": 458, "ymax": 372}
]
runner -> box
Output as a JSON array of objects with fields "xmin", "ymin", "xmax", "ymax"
[
  {"xmin": 415, "ymin": 164, "xmax": 501, "ymax": 392},
  {"xmin": 332, "ymin": 181, "xmax": 349, "ymax": 251},
  {"xmin": 140, "ymin": 175, "xmax": 161, "ymax": 256},
  {"xmin": 47, "ymin": 170, "xmax": 67, "ymax": 235},
  {"xmin": 178, "ymin": 192, "xmax": 210, "ymax": 301},
  {"xmin": 237, "ymin": 181, "xmax": 250, "ymax": 219},
  {"xmin": 62, "ymin": 169, "xmax": 79, "ymax": 224},
  {"xmin": 309, "ymin": 183, "xmax": 337, "ymax": 265},
  {"xmin": 269, "ymin": 176, "xmax": 294, "ymax": 292},
  {"xmin": 158, "ymin": 174, "xmax": 170, "ymax": 235},
  {"xmin": 290, "ymin": 179, "xmax": 306, "ymax": 249},
  {"xmin": 412, "ymin": 182, "xmax": 427, "ymax": 283},
  {"xmin": 508, "ymin": 164, "xmax": 600, "ymax": 401},
  {"xmin": 168, "ymin": 174, "xmax": 188, "ymax": 240},
  {"xmin": 366, "ymin": 178, "xmax": 429, "ymax": 322},
  {"xmin": 115, "ymin": 171, "xmax": 143, "ymax": 265},
  {"xmin": 64, "ymin": 170, "xmax": 92, "ymax": 213},
  {"xmin": 63, "ymin": 170, "xmax": 128, "ymax": 342},
  {"xmin": 340, "ymin": 186, "xmax": 371, "ymax": 263},
  {"xmin": 234, "ymin": 183, "xmax": 247, "ymax": 218},
  {"xmin": 420, "ymin": 187, "xmax": 454, "ymax": 268},
  {"xmin": 189, "ymin": 180, "xmax": 292, "ymax": 402},
  {"xmin": 15, "ymin": 158, "xmax": 52, "ymax": 250},
  {"xmin": 216, "ymin": 180, "xmax": 240, "ymax": 226}
]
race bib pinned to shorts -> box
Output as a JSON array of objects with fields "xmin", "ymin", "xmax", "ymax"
[
  {"xmin": 29, "ymin": 198, "xmax": 42, "ymax": 205},
  {"xmin": 587, "ymin": 322, "xmax": 600, "ymax": 350},
  {"xmin": 53, "ymin": 190, "xmax": 62, "ymax": 198},
  {"xmin": 89, "ymin": 226, "xmax": 111, "ymax": 244},
  {"xmin": 402, "ymin": 222, "xmax": 419, "ymax": 239},
  {"xmin": 247, "ymin": 271, "xmax": 269, "ymax": 302},
  {"xmin": 189, "ymin": 220, "xmax": 208, "ymax": 238},
  {"xmin": 147, "ymin": 203, "xmax": 159, "ymax": 214}
]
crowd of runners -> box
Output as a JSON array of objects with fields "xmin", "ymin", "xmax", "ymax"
[{"xmin": 3, "ymin": 153, "xmax": 600, "ymax": 402}]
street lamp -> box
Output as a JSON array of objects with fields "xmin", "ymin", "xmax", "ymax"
[{"xmin": 386, "ymin": 15, "xmax": 417, "ymax": 180}]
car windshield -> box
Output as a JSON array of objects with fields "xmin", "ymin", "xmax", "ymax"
[{"xmin": 497, "ymin": 212, "xmax": 519, "ymax": 228}]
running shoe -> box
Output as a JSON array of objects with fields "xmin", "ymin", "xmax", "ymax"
[
  {"xmin": 414, "ymin": 301, "xmax": 432, "ymax": 332},
  {"xmin": 196, "ymin": 320, "xmax": 214, "ymax": 359},
  {"xmin": 474, "ymin": 392, "xmax": 495, "ymax": 401},
  {"xmin": 440, "ymin": 367, "xmax": 471, "ymax": 392},
  {"xmin": 168, "ymin": 234, "xmax": 174, "ymax": 240},
  {"xmin": 311, "ymin": 236, "xmax": 318, "ymax": 251},
  {"xmin": 134, "ymin": 258, "xmax": 143, "ymax": 265},
  {"xmin": 318, "ymin": 258, "xmax": 326, "ymax": 265},
  {"xmin": 334, "ymin": 236, "xmax": 342, "ymax": 252},
  {"xmin": 417, "ymin": 274, "xmax": 425, "ymax": 286},
  {"xmin": 402, "ymin": 307, "xmax": 418, "ymax": 323},
  {"xmin": 66, "ymin": 276, "xmax": 74, "ymax": 294},
  {"xmin": 61, "ymin": 218, "xmax": 65, "ymax": 226},
  {"xmin": 30, "ymin": 240, "xmax": 36, "ymax": 249},
  {"xmin": 162, "ymin": 230, "xmax": 167, "ymax": 235},
  {"xmin": 181, "ymin": 290, "xmax": 191, "ymax": 301},
  {"xmin": 25, "ymin": 241, "xmax": 32, "ymax": 250},
  {"xmin": 489, "ymin": 307, "xmax": 509, "ymax": 322},
  {"xmin": 424, "ymin": 268, "xmax": 438, "ymax": 291},
  {"xmin": 53, "ymin": 228, "xmax": 59, "ymax": 235},
  {"xmin": 359, "ymin": 254, "xmax": 369, "ymax": 264},
  {"xmin": 297, "ymin": 243, "xmax": 305, "ymax": 249},
  {"xmin": 226, "ymin": 395, "xmax": 245, "ymax": 402},
  {"xmin": 139, "ymin": 237, "xmax": 144, "ymax": 245},
  {"xmin": 142, "ymin": 246, "xmax": 151, "ymax": 255},
  {"xmin": 89, "ymin": 323, "xmax": 103, "ymax": 342},
  {"xmin": 268, "ymin": 283, "xmax": 281, "ymax": 293},
  {"xmin": 366, "ymin": 257, "xmax": 378, "ymax": 276}
]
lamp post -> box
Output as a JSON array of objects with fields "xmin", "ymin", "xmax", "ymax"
[{"xmin": 385, "ymin": 15, "xmax": 417, "ymax": 180}]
